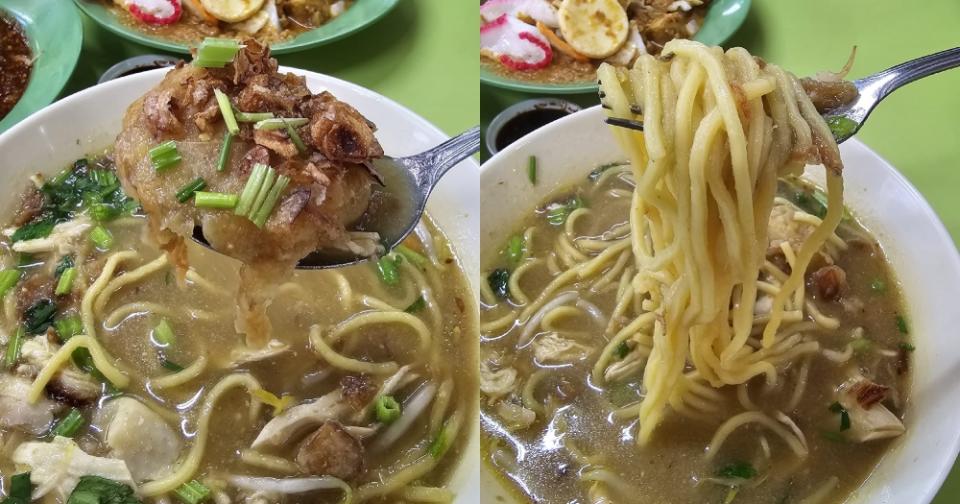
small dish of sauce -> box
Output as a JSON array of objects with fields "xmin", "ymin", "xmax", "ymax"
[
  {"xmin": 486, "ymin": 99, "xmax": 581, "ymax": 157},
  {"xmin": 98, "ymin": 55, "xmax": 182, "ymax": 85},
  {"xmin": 0, "ymin": 14, "xmax": 32, "ymax": 121}
]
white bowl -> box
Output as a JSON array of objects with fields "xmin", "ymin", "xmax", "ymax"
[
  {"xmin": 480, "ymin": 105, "xmax": 960, "ymax": 503},
  {"xmin": 0, "ymin": 67, "xmax": 481, "ymax": 503}
]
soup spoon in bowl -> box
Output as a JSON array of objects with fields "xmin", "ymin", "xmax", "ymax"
[{"xmin": 191, "ymin": 126, "xmax": 481, "ymax": 269}]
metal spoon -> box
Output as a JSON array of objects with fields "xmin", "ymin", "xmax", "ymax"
[
  {"xmin": 600, "ymin": 47, "xmax": 960, "ymax": 143},
  {"xmin": 191, "ymin": 126, "xmax": 480, "ymax": 269}
]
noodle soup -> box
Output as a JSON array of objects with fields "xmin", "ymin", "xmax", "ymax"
[
  {"xmin": 480, "ymin": 165, "xmax": 911, "ymax": 503},
  {"xmin": 0, "ymin": 154, "xmax": 476, "ymax": 503}
]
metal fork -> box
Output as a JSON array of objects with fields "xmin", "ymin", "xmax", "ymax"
[{"xmin": 600, "ymin": 47, "xmax": 960, "ymax": 144}]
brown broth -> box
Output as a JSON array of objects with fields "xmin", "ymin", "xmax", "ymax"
[
  {"xmin": 0, "ymin": 154, "xmax": 476, "ymax": 503},
  {"xmin": 0, "ymin": 14, "xmax": 31, "ymax": 120},
  {"xmin": 480, "ymin": 167, "xmax": 911, "ymax": 504}
]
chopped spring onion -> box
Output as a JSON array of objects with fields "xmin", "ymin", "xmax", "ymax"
[
  {"xmin": 235, "ymin": 111, "xmax": 275, "ymax": 122},
  {"xmin": 90, "ymin": 226, "xmax": 114, "ymax": 250},
  {"xmin": 900, "ymin": 342, "xmax": 916, "ymax": 352},
  {"xmin": 217, "ymin": 131, "xmax": 234, "ymax": 172},
  {"xmin": 153, "ymin": 319, "xmax": 176, "ymax": 347},
  {"xmin": 252, "ymin": 388, "xmax": 295, "ymax": 416},
  {"xmin": 503, "ymin": 235, "xmax": 524, "ymax": 266},
  {"xmin": 194, "ymin": 192, "xmax": 239, "ymax": 209},
  {"xmin": 376, "ymin": 254, "xmax": 402, "ymax": 286},
  {"xmin": 176, "ymin": 177, "xmax": 208, "ymax": 203},
  {"xmin": 895, "ymin": 314, "xmax": 909, "ymax": 334},
  {"xmin": 614, "ymin": 341, "xmax": 631, "ymax": 359},
  {"xmin": 174, "ymin": 479, "xmax": 212, "ymax": 504},
  {"xmin": 487, "ymin": 268, "xmax": 510, "ymax": 299},
  {"xmin": 161, "ymin": 359, "xmax": 185, "ymax": 372},
  {"xmin": 395, "ymin": 245, "xmax": 428, "ymax": 270},
  {"xmin": 869, "ymin": 278, "xmax": 886, "ymax": 292},
  {"xmin": 253, "ymin": 117, "xmax": 309, "ymax": 130},
  {"xmin": 248, "ymin": 168, "xmax": 277, "ymax": 221},
  {"xmin": 214, "ymin": 89, "xmax": 240, "ymax": 136},
  {"xmin": 285, "ymin": 120, "xmax": 308, "ymax": 154},
  {"xmin": 235, "ymin": 163, "xmax": 269, "ymax": 216},
  {"xmin": 251, "ymin": 175, "xmax": 290, "ymax": 228},
  {"xmin": 55, "ymin": 316, "xmax": 84, "ymax": 341},
  {"xmin": 527, "ymin": 155, "xmax": 537, "ymax": 184},
  {"xmin": 375, "ymin": 395, "xmax": 401, "ymax": 424},
  {"xmin": 404, "ymin": 295, "xmax": 426, "ymax": 314},
  {"xmin": 193, "ymin": 38, "xmax": 242, "ymax": 68},
  {"xmin": 5, "ymin": 472, "xmax": 32, "ymax": 503},
  {"xmin": 428, "ymin": 423, "xmax": 450, "ymax": 458},
  {"xmin": 55, "ymin": 267, "xmax": 77, "ymax": 296},
  {"xmin": 0, "ymin": 269, "xmax": 22, "ymax": 298},
  {"xmin": 149, "ymin": 140, "xmax": 182, "ymax": 172},
  {"xmin": 3, "ymin": 327, "xmax": 24, "ymax": 369},
  {"xmin": 717, "ymin": 461, "xmax": 756, "ymax": 480},
  {"xmin": 51, "ymin": 408, "xmax": 85, "ymax": 437}
]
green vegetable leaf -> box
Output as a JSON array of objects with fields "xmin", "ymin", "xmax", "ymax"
[
  {"xmin": 376, "ymin": 254, "xmax": 402, "ymax": 286},
  {"xmin": 0, "ymin": 472, "xmax": 32, "ymax": 504},
  {"xmin": 487, "ymin": 269, "xmax": 510, "ymax": 300},
  {"xmin": 24, "ymin": 299, "xmax": 56, "ymax": 335},
  {"xmin": 545, "ymin": 195, "xmax": 586, "ymax": 225},
  {"xmin": 55, "ymin": 256, "xmax": 75, "ymax": 279},
  {"xmin": 11, "ymin": 219, "xmax": 55, "ymax": 243},
  {"xmin": 67, "ymin": 476, "xmax": 141, "ymax": 504},
  {"xmin": 717, "ymin": 461, "xmax": 756, "ymax": 480},
  {"xmin": 404, "ymin": 295, "xmax": 426, "ymax": 314}
]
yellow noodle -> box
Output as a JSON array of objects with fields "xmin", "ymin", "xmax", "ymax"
[
  {"xmin": 239, "ymin": 449, "xmax": 300, "ymax": 474},
  {"xmin": 28, "ymin": 335, "xmax": 129, "ymax": 403},
  {"xmin": 140, "ymin": 373, "xmax": 262, "ymax": 496},
  {"xmin": 309, "ymin": 325, "xmax": 399, "ymax": 375},
  {"xmin": 706, "ymin": 411, "xmax": 808, "ymax": 460},
  {"xmin": 398, "ymin": 486, "xmax": 454, "ymax": 503},
  {"xmin": 104, "ymin": 301, "xmax": 177, "ymax": 328},
  {"xmin": 94, "ymin": 254, "xmax": 169, "ymax": 316},
  {"xmin": 81, "ymin": 250, "xmax": 138, "ymax": 338},
  {"xmin": 150, "ymin": 354, "xmax": 208, "ymax": 390}
]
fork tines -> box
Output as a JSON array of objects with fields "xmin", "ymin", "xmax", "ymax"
[{"xmin": 604, "ymin": 117, "xmax": 645, "ymax": 131}]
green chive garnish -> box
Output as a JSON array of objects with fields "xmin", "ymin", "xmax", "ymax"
[
  {"xmin": 235, "ymin": 111, "xmax": 275, "ymax": 122},
  {"xmin": 194, "ymin": 192, "xmax": 239, "ymax": 209},
  {"xmin": 253, "ymin": 118, "xmax": 309, "ymax": 130},
  {"xmin": 375, "ymin": 395, "xmax": 402, "ymax": 424},
  {"xmin": 149, "ymin": 140, "xmax": 182, "ymax": 172},
  {"xmin": 214, "ymin": 89, "xmax": 239, "ymax": 135},
  {"xmin": 251, "ymin": 176, "xmax": 289, "ymax": 228},
  {"xmin": 153, "ymin": 319, "xmax": 176, "ymax": 347},
  {"xmin": 217, "ymin": 131, "xmax": 234, "ymax": 172},
  {"xmin": 528, "ymin": 155, "xmax": 537, "ymax": 184},
  {"xmin": 175, "ymin": 177, "xmax": 207, "ymax": 203},
  {"xmin": 193, "ymin": 38, "xmax": 242, "ymax": 68},
  {"xmin": 51, "ymin": 408, "xmax": 85, "ymax": 437},
  {"xmin": 4, "ymin": 327, "xmax": 24, "ymax": 368},
  {"xmin": 235, "ymin": 163, "xmax": 269, "ymax": 217},
  {"xmin": 174, "ymin": 479, "xmax": 212, "ymax": 504}
]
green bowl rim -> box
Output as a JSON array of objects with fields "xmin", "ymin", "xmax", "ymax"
[
  {"xmin": 0, "ymin": 2, "xmax": 84, "ymax": 133},
  {"xmin": 71, "ymin": 0, "xmax": 400, "ymax": 55},
  {"xmin": 480, "ymin": 0, "xmax": 752, "ymax": 94}
]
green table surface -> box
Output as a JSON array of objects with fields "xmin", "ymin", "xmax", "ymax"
[
  {"xmin": 480, "ymin": 1, "xmax": 960, "ymax": 500},
  {"xmin": 65, "ymin": 0, "xmax": 479, "ymax": 138}
]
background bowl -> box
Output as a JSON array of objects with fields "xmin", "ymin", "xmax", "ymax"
[
  {"xmin": 72, "ymin": 0, "xmax": 399, "ymax": 55},
  {"xmin": 0, "ymin": 0, "xmax": 83, "ymax": 132},
  {"xmin": 480, "ymin": 105, "xmax": 960, "ymax": 503},
  {"xmin": 0, "ymin": 66, "xmax": 480, "ymax": 504},
  {"xmin": 480, "ymin": 0, "xmax": 751, "ymax": 94}
]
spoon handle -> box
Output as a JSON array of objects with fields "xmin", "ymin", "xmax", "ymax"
[
  {"xmin": 405, "ymin": 126, "xmax": 481, "ymax": 191},
  {"xmin": 857, "ymin": 47, "xmax": 960, "ymax": 103}
]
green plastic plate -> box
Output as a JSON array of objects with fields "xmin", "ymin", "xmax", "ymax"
[
  {"xmin": 480, "ymin": 0, "xmax": 751, "ymax": 94},
  {"xmin": 72, "ymin": 0, "xmax": 399, "ymax": 55},
  {"xmin": 0, "ymin": 0, "xmax": 83, "ymax": 133}
]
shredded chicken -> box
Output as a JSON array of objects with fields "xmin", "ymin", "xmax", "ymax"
[
  {"xmin": 533, "ymin": 332, "xmax": 590, "ymax": 363},
  {"xmin": 837, "ymin": 375, "xmax": 905, "ymax": 442},
  {"xmin": 480, "ymin": 360, "xmax": 518, "ymax": 400},
  {"xmin": 13, "ymin": 436, "xmax": 135, "ymax": 501}
]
